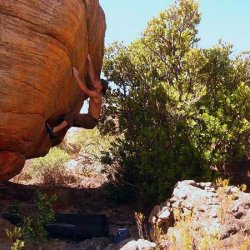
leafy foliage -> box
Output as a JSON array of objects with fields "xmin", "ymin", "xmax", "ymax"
[
  {"xmin": 30, "ymin": 147, "xmax": 71, "ymax": 186},
  {"xmin": 6, "ymin": 227, "xmax": 24, "ymax": 250},
  {"xmin": 101, "ymin": 0, "xmax": 250, "ymax": 204},
  {"xmin": 6, "ymin": 192, "xmax": 56, "ymax": 249},
  {"xmin": 32, "ymin": 191, "xmax": 57, "ymax": 243},
  {"xmin": 31, "ymin": 147, "xmax": 70, "ymax": 174},
  {"xmin": 74, "ymin": 128, "xmax": 114, "ymax": 160}
]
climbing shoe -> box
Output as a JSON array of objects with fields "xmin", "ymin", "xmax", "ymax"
[{"xmin": 45, "ymin": 122, "xmax": 57, "ymax": 140}]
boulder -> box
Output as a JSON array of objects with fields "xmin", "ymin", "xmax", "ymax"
[
  {"xmin": 104, "ymin": 238, "xmax": 156, "ymax": 250},
  {"xmin": 149, "ymin": 180, "xmax": 250, "ymax": 249},
  {"xmin": 0, "ymin": 0, "xmax": 106, "ymax": 181}
]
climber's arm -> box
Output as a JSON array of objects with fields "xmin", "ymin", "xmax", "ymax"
[
  {"xmin": 73, "ymin": 67, "xmax": 98, "ymax": 98},
  {"xmin": 87, "ymin": 54, "xmax": 99, "ymax": 87}
]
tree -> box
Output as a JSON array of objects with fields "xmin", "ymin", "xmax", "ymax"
[{"xmin": 101, "ymin": 0, "xmax": 250, "ymax": 205}]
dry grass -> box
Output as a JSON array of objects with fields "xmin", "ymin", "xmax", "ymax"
[
  {"xmin": 147, "ymin": 179, "xmax": 250, "ymax": 250},
  {"xmin": 10, "ymin": 129, "xmax": 113, "ymax": 189},
  {"xmin": 40, "ymin": 167, "xmax": 77, "ymax": 187}
]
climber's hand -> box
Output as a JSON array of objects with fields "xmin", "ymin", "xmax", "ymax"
[{"xmin": 73, "ymin": 67, "xmax": 79, "ymax": 78}]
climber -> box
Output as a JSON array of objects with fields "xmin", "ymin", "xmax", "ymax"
[{"xmin": 45, "ymin": 54, "xmax": 108, "ymax": 139}]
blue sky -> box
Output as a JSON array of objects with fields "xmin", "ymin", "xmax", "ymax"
[{"xmin": 100, "ymin": 0, "xmax": 250, "ymax": 53}]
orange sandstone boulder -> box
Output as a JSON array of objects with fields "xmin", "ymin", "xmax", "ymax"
[{"xmin": 0, "ymin": 0, "xmax": 106, "ymax": 181}]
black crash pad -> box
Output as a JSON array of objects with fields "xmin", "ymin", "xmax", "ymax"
[
  {"xmin": 45, "ymin": 214, "xmax": 109, "ymax": 240},
  {"xmin": 1, "ymin": 213, "xmax": 109, "ymax": 240},
  {"xmin": 1, "ymin": 213, "xmax": 22, "ymax": 225}
]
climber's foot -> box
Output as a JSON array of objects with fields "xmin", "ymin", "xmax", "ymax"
[{"xmin": 45, "ymin": 122, "xmax": 57, "ymax": 140}]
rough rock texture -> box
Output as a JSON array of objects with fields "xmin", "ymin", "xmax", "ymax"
[
  {"xmin": 104, "ymin": 238, "xmax": 156, "ymax": 250},
  {"xmin": 0, "ymin": 0, "xmax": 106, "ymax": 181},
  {"xmin": 149, "ymin": 180, "xmax": 250, "ymax": 249}
]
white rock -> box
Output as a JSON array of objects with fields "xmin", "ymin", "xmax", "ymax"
[
  {"xmin": 149, "ymin": 180, "xmax": 250, "ymax": 248},
  {"xmin": 158, "ymin": 209, "xmax": 171, "ymax": 220},
  {"xmin": 120, "ymin": 240, "xmax": 138, "ymax": 250},
  {"xmin": 137, "ymin": 239, "xmax": 156, "ymax": 250}
]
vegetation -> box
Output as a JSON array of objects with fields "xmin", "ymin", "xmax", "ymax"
[
  {"xmin": 136, "ymin": 179, "xmax": 249, "ymax": 250},
  {"xmin": 29, "ymin": 147, "xmax": 73, "ymax": 186},
  {"xmin": 3, "ymin": 0, "xmax": 249, "ymax": 249},
  {"xmin": 6, "ymin": 192, "xmax": 56, "ymax": 250},
  {"xmin": 32, "ymin": 147, "xmax": 70, "ymax": 174},
  {"xmin": 11, "ymin": 128, "xmax": 115, "ymax": 186},
  {"xmin": 164, "ymin": 180, "xmax": 249, "ymax": 250},
  {"xmin": 101, "ymin": 0, "xmax": 250, "ymax": 204},
  {"xmin": 74, "ymin": 128, "xmax": 115, "ymax": 161}
]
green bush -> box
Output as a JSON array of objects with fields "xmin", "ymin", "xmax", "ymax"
[
  {"xmin": 31, "ymin": 147, "xmax": 71, "ymax": 186},
  {"xmin": 32, "ymin": 191, "xmax": 57, "ymax": 243},
  {"xmin": 102, "ymin": 182, "xmax": 134, "ymax": 204},
  {"xmin": 6, "ymin": 192, "xmax": 56, "ymax": 249},
  {"xmin": 101, "ymin": 0, "xmax": 250, "ymax": 205},
  {"xmin": 32, "ymin": 147, "xmax": 70, "ymax": 173},
  {"xmin": 74, "ymin": 128, "xmax": 114, "ymax": 160}
]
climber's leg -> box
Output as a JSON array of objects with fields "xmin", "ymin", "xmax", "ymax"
[
  {"xmin": 45, "ymin": 99, "xmax": 87, "ymax": 139},
  {"xmin": 49, "ymin": 98, "xmax": 83, "ymax": 135},
  {"xmin": 52, "ymin": 120, "xmax": 69, "ymax": 134},
  {"xmin": 63, "ymin": 111, "xmax": 75, "ymax": 129},
  {"xmin": 74, "ymin": 113, "xmax": 98, "ymax": 129}
]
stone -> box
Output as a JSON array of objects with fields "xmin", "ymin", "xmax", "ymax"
[
  {"xmin": 119, "ymin": 240, "xmax": 138, "ymax": 250},
  {"xmin": 0, "ymin": 0, "xmax": 106, "ymax": 181},
  {"xmin": 149, "ymin": 180, "xmax": 250, "ymax": 247},
  {"xmin": 104, "ymin": 239, "xmax": 138, "ymax": 250},
  {"xmin": 137, "ymin": 239, "xmax": 156, "ymax": 250},
  {"xmin": 158, "ymin": 209, "xmax": 171, "ymax": 220},
  {"xmin": 149, "ymin": 205, "xmax": 173, "ymax": 227},
  {"xmin": 104, "ymin": 238, "xmax": 156, "ymax": 250},
  {"xmin": 77, "ymin": 237, "xmax": 111, "ymax": 250}
]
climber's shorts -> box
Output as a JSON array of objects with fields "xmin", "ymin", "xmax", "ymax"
[{"xmin": 64, "ymin": 112, "xmax": 98, "ymax": 129}]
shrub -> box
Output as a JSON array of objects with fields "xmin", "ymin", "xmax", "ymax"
[
  {"xmin": 102, "ymin": 0, "xmax": 250, "ymax": 205},
  {"xmin": 6, "ymin": 192, "xmax": 56, "ymax": 249},
  {"xmin": 74, "ymin": 128, "xmax": 114, "ymax": 161},
  {"xmin": 30, "ymin": 147, "xmax": 71, "ymax": 186},
  {"xmin": 40, "ymin": 167, "xmax": 77, "ymax": 187}
]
